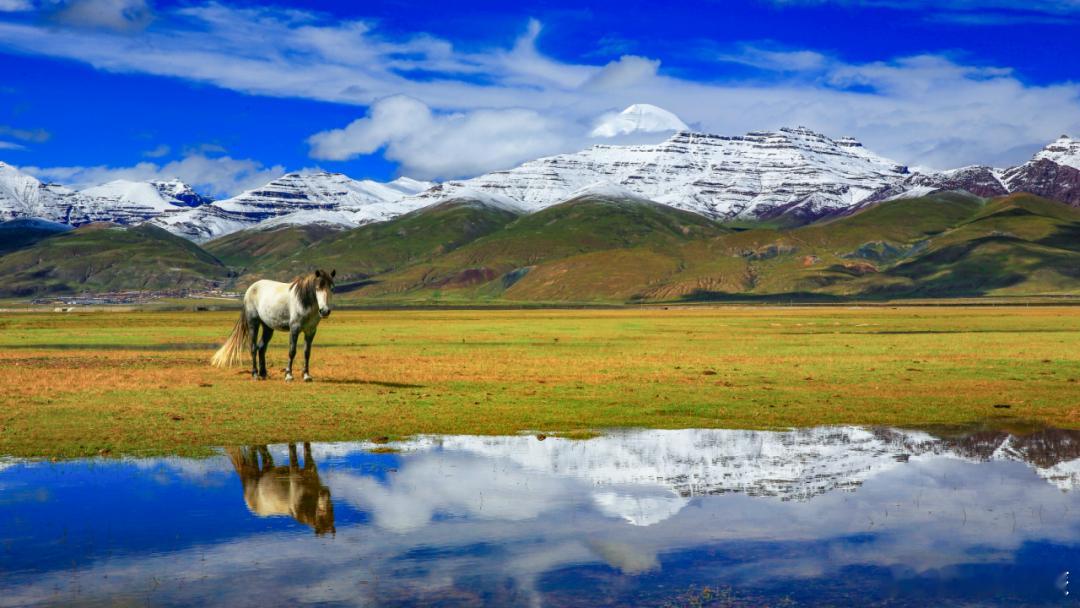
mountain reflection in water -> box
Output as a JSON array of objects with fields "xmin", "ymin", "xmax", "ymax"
[{"xmin": 1, "ymin": 426, "xmax": 1078, "ymax": 607}]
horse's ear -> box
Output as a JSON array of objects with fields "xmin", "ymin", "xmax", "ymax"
[
  {"xmin": 330, "ymin": 269, "xmax": 336, "ymax": 278},
  {"xmin": 314, "ymin": 269, "xmax": 322, "ymax": 278}
]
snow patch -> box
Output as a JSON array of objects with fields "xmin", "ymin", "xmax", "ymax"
[{"xmin": 1033, "ymin": 134, "xmax": 1080, "ymax": 170}]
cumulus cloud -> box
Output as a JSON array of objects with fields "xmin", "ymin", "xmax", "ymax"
[
  {"xmin": 580, "ymin": 55, "xmax": 660, "ymax": 91},
  {"xmin": 308, "ymin": 96, "xmax": 572, "ymax": 179},
  {"xmin": 0, "ymin": 3, "xmax": 1077, "ymax": 172},
  {"xmin": 22, "ymin": 154, "xmax": 284, "ymax": 197}
]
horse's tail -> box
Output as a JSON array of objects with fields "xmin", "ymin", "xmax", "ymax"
[{"xmin": 211, "ymin": 310, "xmax": 249, "ymax": 368}]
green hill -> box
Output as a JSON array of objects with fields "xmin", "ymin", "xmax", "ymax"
[
  {"xmin": 0, "ymin": 218, "xmax": 74, "ymax": 255},
  {"xmin": 1, "ymin": 191, "xmax": 1077, "ymax": 302},
  {"xmin": 685, "ymin": 193, "xmax": 1080, "ymax": 299},
  {"xmin": 346, "ymin": 192, "xmax": 1080, "ymax": 302},
  {"xmin": 245, "ymin": 198, "xmax": 524, "ymax": 285},
  {"xmin": 0, "ymin": 223, "xmax": 230, "ymax": 297},
  {"xmin": 349, "ymin": 194, "xmax": 727, "ymax": 301},
  {"xmin": 204, "ymin": 223, "xmax": 343, "ymax": 270}
]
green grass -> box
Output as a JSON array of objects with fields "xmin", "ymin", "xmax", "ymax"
[{"xmin": 1, "ymin": 306, "xmax": 1076, "ymax": 458}]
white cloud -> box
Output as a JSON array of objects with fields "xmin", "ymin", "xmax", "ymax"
[
  {"xmin": 717, "ymin": 45, "xmax": 830, "ymax": 72},
  {"xmin": 0, "ymin": 0, "xmax": 31, "ymax": 12},
  {"xmin": 765, "ymin": 0, "xmax": 1080, "ymax": 14},
  {"xmin": 47, "ymin": 0, "xmax": 154, "ymax": 31},
  {"xmin": 142, "ymin": 143, "xmax": 169, "ymax": 158},
  {"xmin": 22, "ymin": 154, "xmax": 284, "ymax": 197},
  {"xmin": 308, "ymin": 96, "xmax": 572, "ymax": 179},
  {"xmin": 0, "ymin": 140, "xmax": 24, "ymax": 149},
  {"xmin": 580, "ymin": 55, "xmax": 660, "ymax": 91},
  {"xmin": 0, "ymin": 4, "xmax": 1077, "ymax": 172},
  {"xmin": 0, "ymin": 124, "xmax": 50, "ymax": 142}
]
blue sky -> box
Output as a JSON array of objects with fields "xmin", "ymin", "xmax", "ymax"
[{"xmin": 0, "ymin": 0, "xmax": 1078, "ymax": 196}]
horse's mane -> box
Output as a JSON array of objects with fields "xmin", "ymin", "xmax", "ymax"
[{"xmin": 290, "ymin": 271, "xmax": 333, "ymax": 307}]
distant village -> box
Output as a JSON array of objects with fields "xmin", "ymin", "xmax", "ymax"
[{"xmin": 32, "ymin": 289, "xmax": 241, "ymax": 308}]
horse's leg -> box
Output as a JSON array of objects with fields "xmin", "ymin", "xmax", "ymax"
[
  {"xmin": 258, "ymin": 323, "xmax": 274, "ymax": 379},
  {"xmin": 258, "ymin": 445, "xmax": 273, "ymax": 471},
  {"xmin": 288, "ymin": 443, "xmax": 299, "ymax": 471},
  {"xmin": 248, "ymin": 315, "xmax": 261, "ymax": 380},
  {"xmin": 285, "ymin": 326, "xmax": 300, "ymax": 382},
  {"xmin": 302, "ymin": 328, "xmax": 317, "ymax": 382},
  {"xmin": 303, "ymin": 442, "xmax": 314, "ymax": 470}
]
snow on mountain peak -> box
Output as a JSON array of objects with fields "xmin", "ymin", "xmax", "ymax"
[
  {"xmin": 434, "ymin": 187, "xmax": 526, "ymax": 213},
  {"xmin": 149, "ymin": 171, "xmax": 436, "ymax": 241},
  {"xmin": 410, "ymin": 126, "xmax": 910, "ymax": 221},
  {"xmin": 590, "ymin": 104, "xmax": 689, "ymax": 138},
  {"xmin": 566, "ymin": 180, "xmax": 651, "ymax": 202},
  {"xmin": 1032, "ymin": 133, "xmax": 1080, "ymax": 169},
  {"xmin": 81, "ymin": 180, "xmax": 174, "ymax": 211}
]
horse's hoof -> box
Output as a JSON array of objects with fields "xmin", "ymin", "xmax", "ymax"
[
  {"xmin": 303, "ymin": 375, "xmax": 313, "ymax": 383},
  {"xmin": 285, "ymin": 373, "xmax": 294, "ymax": 383}
]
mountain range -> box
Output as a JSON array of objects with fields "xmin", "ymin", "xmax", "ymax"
[{"xmin": 0, "ymin": 111, "xmax": 1077, "ymax": 302}]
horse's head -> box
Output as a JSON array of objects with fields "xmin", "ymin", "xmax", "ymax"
[
  {"xmin": 314, "ymin": 487, "xmax": 336, "ymax": 536},
  {"xmin": 313, "ymin": 269, "xmax": 336, "ymax": 318}
]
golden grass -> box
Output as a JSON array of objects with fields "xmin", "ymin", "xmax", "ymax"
[{"xmin": 0, "ymin": 306, "xmax": 1077, "ymax": 458}]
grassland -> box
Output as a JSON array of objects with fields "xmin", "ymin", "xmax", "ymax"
[{"xmin": 1, "ymin": 306, "xmax": 1077, "ymax": 458}]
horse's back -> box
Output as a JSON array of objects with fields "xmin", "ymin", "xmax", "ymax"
[
  {"xmin": 245, "ymin": 279, "xmax": 294, "ymax": 330},
  {"xmin": 246, "ymin": 279, "xmax": 289, "ymax": 299}
]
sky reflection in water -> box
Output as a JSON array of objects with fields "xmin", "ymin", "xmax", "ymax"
[{"xmin": 1, "ymin": 426, "xmax": 1079, "ymax": 607}]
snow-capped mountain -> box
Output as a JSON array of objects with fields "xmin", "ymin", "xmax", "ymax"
[
  {"xmin": 411, "ymin": 127, "xmax": 911, "ymax": 221},
  {"xmin": 336, "ymin": 426, "xmax": 1079, "ymax": 526},
  {"xmin": 0, "ymin": 161, "xmax": 84, "ymax": 223},
  {"xmin": 2, "ymin": 125, "xmax": 1077, "ymax": 243},
  {"xmin": 82, "ymin": 179, "xmax": 212, "ymax": 210},
  {"xmin": 590, "ymin": 103, "xmax": 689, "ymax": 138},
  {"xmin": 861, "ymin": 165, "xmax": 1009, "ymax": 205},
  {"xmin": 0, "ymin": 163, "xmax": 214, "ymax": 226},
  {"xmin": 1001, "ymin": 135, "xmax": 1080, "ymax": 206},
  {"xmin": 150, "ymin": 172, "xmax": 434, "ymax": 241}
]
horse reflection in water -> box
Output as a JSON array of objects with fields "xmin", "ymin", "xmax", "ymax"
[{"xmin": 227, "ymin": 443, "xmax": 336, "ymax": 536}]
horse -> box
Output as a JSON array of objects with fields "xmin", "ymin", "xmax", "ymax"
[
  {"xmin": 227, "ymin": 443, "xmax": 335, "ymax": 536},
  {"xmin": 211, "ymin": 269, "xmax": 335, "ymax": 382}
]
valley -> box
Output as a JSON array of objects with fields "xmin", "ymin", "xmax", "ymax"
[
  {"xmin": 1, "ymin": 124, "xmax": 1077, "ymax": 304},
  {"xmin": 1, "ymin": 305, "xmax": 1077, "ymax": 458}
]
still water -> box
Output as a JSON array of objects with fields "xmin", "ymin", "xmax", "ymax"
[{"xmin": 1, "ymin": 426, "xmax": 1078, "ymax": 607}]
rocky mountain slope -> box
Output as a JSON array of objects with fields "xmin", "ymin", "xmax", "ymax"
[{"xmin": 1000, "ymin": 135, "xmax": 1080, "ymax": 206}]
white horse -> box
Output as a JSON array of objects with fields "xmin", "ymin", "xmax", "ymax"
[
  {"xmin": 227, "ymin": 443, "xmax": 335, "ymax": 536},
  {"xmin": 211, "ymin": 269, "xmax": 335, "ymax": 381}
]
